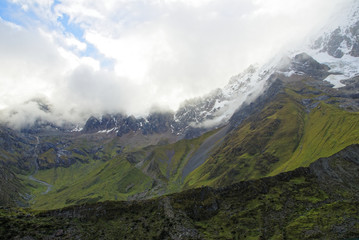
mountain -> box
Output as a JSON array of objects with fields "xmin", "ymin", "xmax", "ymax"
[
  {"xmin": 12, "ymin": 49, "xmax": 357, "ymax": 210},
  {"xmin": 0, "ymin": 1, "xmax": 359, "ymax": 239},
  {"xmin": 0, "ymin": 165, "xmax": 28, "ymax": 207},
  {"xmin": 71, "ymin": 63, "xmax": 271, "ymax": 140},
  {"xmin": 312, "ymin": 2, "xmax": 359, "ymax": 59},
  {"xmin": 1, "ymin": 144, "xmax": 359, "ymax": 239}
]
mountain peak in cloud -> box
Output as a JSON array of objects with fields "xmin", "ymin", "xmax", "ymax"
[{"xmin": 0, "ymin": 0, "xmax": 353, "ymax": 129}]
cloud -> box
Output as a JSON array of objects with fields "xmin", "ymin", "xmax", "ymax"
[
  {"xmin": 0, "ymin": 0, "xmax": 353, "ymax": 128},
  {"xmin": 0, "ymin": 17, "xmax": 98, "ymax": 128},
  {"xmin": 60, "ymin": 65, "xmax": 157, "ymax": 116},
  {"xmin": 55, "ymin": 0, "xmax": 352, "ymax": 96}
]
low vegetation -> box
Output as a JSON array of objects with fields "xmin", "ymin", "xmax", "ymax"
[{"xmin": 2, "ymin": 144, "xmax": 359, "ymax": 239}]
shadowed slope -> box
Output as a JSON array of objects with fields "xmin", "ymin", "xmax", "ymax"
[{"xmin": 1, "ymin": 144, "xmax": 359, "ymax": 239}]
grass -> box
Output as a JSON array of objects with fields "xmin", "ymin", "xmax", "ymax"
[
  {"xmin": 22, "ymin": 128, "xmax": 220, "ymax": 210},
  {"xmin": 10, "ymin": 76, "xmax": 359, "ymax": 211},
  {"xmin": 27, "ymin": 156, "xmax": 152, "ymax": 209},
  {"xmin": 142, "ymin": 129, "xmax": 220, "ymax": 193},
  {"xmin": 183, "ymin": 80, "xmax": 359, "ymax": 189},
  {"xmin": 184, "ymin": 90, "xmax": 306, "ymax": 188},
  {"xmin": 2, "ymin": 143, "xmax": 359, "ymax": 239},
  {"xmin": 271, "ymin": 102, "xmax": 359, "ymax": 175},
  {"xmin": 286, "ymin": 201, "xmax": 359, "ymax": 239}
]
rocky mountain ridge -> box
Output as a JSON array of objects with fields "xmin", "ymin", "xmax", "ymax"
[
  {"xmin": 70, "ymin": 1, "xmax": 359, "ymax": 139},
  {"xmin": 77, "ymin": 50, "xmax": 337, "ymax": 138}
]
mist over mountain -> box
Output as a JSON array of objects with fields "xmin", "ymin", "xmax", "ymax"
[
  {"xmin": 0, "ymin": 0, "xmax": 352, "ymax": 130},
  {"xmin": 1, "ymin": 1, "xmax": 359, "ymax": 239}
]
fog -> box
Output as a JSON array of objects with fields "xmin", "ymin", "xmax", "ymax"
[{"xmin": 0, "ymin": 0, "xmax": 353, "ymax": 128}]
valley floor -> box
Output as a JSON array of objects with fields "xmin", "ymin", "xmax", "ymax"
[{"xmin": 1, "ymin": 144, "xmax": 359, "ymax": 239}]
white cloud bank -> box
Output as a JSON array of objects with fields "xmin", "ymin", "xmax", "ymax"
[{"xmin": 0, "ymin": 0, "xmax": 353, "ymax": 128}]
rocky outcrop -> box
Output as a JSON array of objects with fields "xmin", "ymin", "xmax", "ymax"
[
  {"xmin": 82, "ymin": 112, "xmax": 176, "ymax": 136},
  {"xmin": 313, "ymin": 17, "xmax": 359, "ymax": 58},
  {"xmin": 309, "ymin": 144, "xmax": 359, "ymax": 195},
  {"xmin": 142, "ymin": 112, "xmax": 173, "ymax": 135},
  {"xmin": 83, "ymin": 116, "xmax": 102, "ymax": 132},
  {"xmin": 290, "ymin": 53, "xmax": 330, "ymax": 79}
]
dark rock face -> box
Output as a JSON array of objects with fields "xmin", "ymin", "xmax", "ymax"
[
  {"xmin": 82, "ymin": 88, "xmax": 229, "ymax": 138},
  {"xmin": 100, "ymin": 114, "xmax": 118, "ymax": 129},
  {"xmin": 326, "ymin": 28, "xmax": 345, "ymax": 58},
  {"xmin": 313, "ymin": 20, "xmax": 359, "ymax": 58},
  {"xmin": 142, "ymin": 112, "xmax": 174, "ymax": 135},
  {"xmin": 117, "ymin": 115, "xmax": 139, "ymax": 136},
  {"xmin": 349, "ymin": 21, "xmax": 359, "ymax": 57},
  {"xmin": 230, "ymin": 77, "xmax": 283, "ymax": 129},
  {"xmin": 350, "ymin": 42, "xmax": 359, "ymax": 57},
  {"xmin": 309, "ymin": 144, "xmax": 359, "ymax": 193},
  {"xmin": 291, "ymin": 53, "xmax": 330, "ymax": 79},
  {"xmin": 174, "ymin": 89, "xmax": 223, "ymax": 134},
  {"xmin": 83, "ymin": 112, "xmax": 176, "ymax": 136},
  {"xmin": 83, "ymin": 114, "xmax": 121, "ymax": 133}
]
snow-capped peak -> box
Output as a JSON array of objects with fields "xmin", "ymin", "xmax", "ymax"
[{"xmin": 305, "ymin": 1, "xmax": 359, "ymax": 87}]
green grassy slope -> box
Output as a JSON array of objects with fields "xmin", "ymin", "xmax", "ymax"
[
  {"xmin": 139, "ymin": 129, "xmax": 222, "ymax": 193},
  {"xmin": 36, "ymin": 135, "xmax": 124, "ymax": 168},
  {"xmin": 184, "ymin": 89, "xmax": 306, "ymax": 188},
  {"xmin": 10, "ymin": 75, "xmax": 359, "ymax": 210},
  {"xmin": 23, "ymin": 77, "xmax": 359, "ymax": 209},
  {"xmin": 0, "ymin": 165, "xmax": 28, "ymax": 206},
  {"xmin": 29, "ymin": 157, "xmax": 152, "ymax": 209},
  {"xmin": 184, "ymin": 78, "xmax": 359, "ymax": 188},
  {"xmin": 25, "ymin": 129, "xmax": 221, "ymax": 209},
  {"xmin": 2, "ymin": 144, "xmax": 359, "ymax": 239},
  {"xmin": 0, "ymin": 127, "xmax": 34, "ymax": 173},
  {"xmin": 272, "ymin": 101, "xmax": 359, "ymax": 174}
]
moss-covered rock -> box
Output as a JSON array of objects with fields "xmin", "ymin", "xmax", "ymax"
[{"xmin": 2, "ymin": 144, "xmax": 359, "ymax": 239}]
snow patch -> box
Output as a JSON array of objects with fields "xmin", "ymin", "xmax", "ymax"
[
  {"xmin": 97, "ymin": 127, "xmax": 117, "ymax": 134},
  {"xmin": 71, "ymin": 126, "xmax": 83, "ymax": 132},
  {"xmin": 324, "ymin": 74, "xmax": 347, "ymax": 88},
  {"xmin": 308, "ymin": 51, "xmax": 359, "ymax": 88}
]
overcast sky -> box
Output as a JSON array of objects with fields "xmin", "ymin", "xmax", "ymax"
[{"xmin": 0, "ymin": 0, "xmax": 351, "ymax": 128}]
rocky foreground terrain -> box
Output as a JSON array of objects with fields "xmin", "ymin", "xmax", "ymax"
[{"xmin": 1, "ymin": 144, "xmax": 359, "ymax": 239}]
